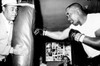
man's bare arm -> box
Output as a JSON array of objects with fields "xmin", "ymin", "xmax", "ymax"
[
  {"xmin": 44, "ymin": 28, "xmax": 71, "ymax": 40},
  {"xmin": 82, "ymin": 29, "xmax": 100, "ymax": 50}
]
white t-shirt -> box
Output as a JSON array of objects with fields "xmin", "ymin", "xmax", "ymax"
[
  {"xmin": 0, "ymin": 13, "xmax": 13, "ymax": 61},
  {"xmin": 70, "ymin": 13, "xmax": 100, "ymax": 58}
]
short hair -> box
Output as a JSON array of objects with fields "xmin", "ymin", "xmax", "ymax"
[
  {"xmin": 62, "ymin": 55, "xmax": 70, "ymax": 61},
  {"xmin": 65, "ymin": 3, "xmax": 84, "ymax": 13}
]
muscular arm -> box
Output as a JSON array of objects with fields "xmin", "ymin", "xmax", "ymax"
[
  {"xmin": 83, "ymin": 29, "xmax": 100, "ymax": 50},
  {"xmin": 44, "ymin": 28, "xmax": 71, "ymax": 40}
]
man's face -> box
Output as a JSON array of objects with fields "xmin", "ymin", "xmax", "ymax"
[
  {"xmin": 66, "ymin": 7, "xmax": 79, "ymax": 26},
  {"xmin": 3, "ymin": 5, "xmax": 17, "ymax": 21},
  {"xmin": 63, "ymin": 57, "xmax": 69, "ymax": 63}
]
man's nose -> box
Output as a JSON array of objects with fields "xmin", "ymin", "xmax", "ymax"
[
  {"xmin": 67, "ymin": 17, "xmax": 71, "ymax": 21},
  {"xmin": 13, "ymin": 9, "xmax": 17, "ymax": 16}
]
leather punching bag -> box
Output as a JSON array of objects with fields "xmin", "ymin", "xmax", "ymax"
[{"xmin": 12, "ymin": 6, "xmax": 35, "ymax": 66}]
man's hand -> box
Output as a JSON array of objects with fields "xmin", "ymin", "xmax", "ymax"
[
  {"xmin": 69, "ymin": 29, "xmax": 80, "ymax": 41},
  {"xmin": 34, "ymin": 28, "xmax": 43, "ymax": 35},
  {"xmin": 69, "ymin": 29, "xmax": 85, "ymax": 42},
  {"xmin": 34, "ymin": 28, "xmax": 46, "ymax": 36},
  {"xmin": 13, "ymin": 44, "xmax": 29, "ymax": 56}
]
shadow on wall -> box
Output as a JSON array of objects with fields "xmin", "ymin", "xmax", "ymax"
[{"xmin": 0, "ymin": 0, "xmax": 2, "ymax": 13}]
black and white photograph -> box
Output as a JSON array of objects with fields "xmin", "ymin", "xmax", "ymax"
[
  {"xmin": 0, "ymin": 0, "xmax": 100, "ymax": 66},
  {"xmin": 45, "ymin": 42, "xmax": 71, "ymax": 62}
]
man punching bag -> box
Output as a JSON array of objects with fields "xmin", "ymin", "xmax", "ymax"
[{"xmin": 12, "ymin": 4, "xmax": 35, "ymax": 66}]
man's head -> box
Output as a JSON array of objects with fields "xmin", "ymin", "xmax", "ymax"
[
  {"xmin": 2, "ymin": 0, "xmax": 20, "ymax": 21},
  {"xmin": 65, "ymin": 3, "xmax": 86, "ymax": 26},
  {"xmin": 2, "ymin": 5, "xmax": 17, "ymax": 21},
  {"xmin": 62, "ymin": 56, "xmax": 70, "ymax": 64}
]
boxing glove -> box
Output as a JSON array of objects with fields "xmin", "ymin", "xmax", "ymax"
[
  {"xmin": 69, "ymin": 29, "xmax": 81, "ymax": 41},
  {"xmin": 69, "ymin": 29, "xmax": 85, "ymax": 42}
]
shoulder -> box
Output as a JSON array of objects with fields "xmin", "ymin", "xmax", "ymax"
[
  {"xmin": 40, "ymin": 63, "xmax": 47, "ymax": 66},
  {"xmin": 0, "ymin": 13, "xmax": 4, "ymax": 23},
  {"xmin": 0, "ymin": 13, "xmax": 3, "ymax": 18},
  {"xmin": 86, "ymin": 13, "xmax": 100, "ymax": 26},
  {"xmin": 88, "ymin": 13, "xmax": 100, "ymax": 18},
  {"xmin": 58, "ymin": 63, "xmax": 63, "ymax": 66}
]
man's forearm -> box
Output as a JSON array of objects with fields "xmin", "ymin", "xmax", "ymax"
[
  {"xmin": 44, "ymin": 28, "xmax": 70, "ymax": 40},
  {"xmin": 69, "ymin": 30, "xmax": 100, "ymax": 50},
  {"xmin": 83, "ymin": 36, "xmax": 100, "ymax": 50},
  {"xmin": 44, "ymin": 31, "xmax": 64, "ymax": 40},
  {"xmin": 34, "ymin": 28, "xmax": 70, "ymax": 40}
]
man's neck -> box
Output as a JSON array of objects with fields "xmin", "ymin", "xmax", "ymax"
[{"xmin": 79, "ymin": 14, "xmax": 87, "ymax": 26}]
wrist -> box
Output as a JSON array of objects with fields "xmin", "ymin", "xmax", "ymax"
[
  {"xmin": 43, "ymin": 30, "xmax": 47, "ymax": 36},
  {"xmin": 10, "ymin": 47, "xmax": 14, "ymax": 54},
  {"xmin": 79, "ymin": 34, "xmax": 85, "ymax": 42}
]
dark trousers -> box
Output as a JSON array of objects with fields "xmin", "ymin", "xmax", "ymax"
[
  {"xmin": 0, "ymin": 54, "xmax": 13, "ymax": 66},
  {"xmin": 87, "ymin": 55, "xmax": 100, "ymax": 66}
]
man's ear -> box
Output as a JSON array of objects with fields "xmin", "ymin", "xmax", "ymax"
[
  {"xmin": 76, "ymin": 8, "xmax": 81, "ymax": 15},
  {"xmin": 72, "ymin": 7, "xmax": 80, "ymax": 15}
]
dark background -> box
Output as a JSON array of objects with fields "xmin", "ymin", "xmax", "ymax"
[{"xmin": 34, "ymin": 0, "xmax": 100, "ymax": 66}]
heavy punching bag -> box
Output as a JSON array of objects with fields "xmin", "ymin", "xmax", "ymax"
[{"xmin": 12, "ymin": 6, "xmax": 35, "ymax": 66}]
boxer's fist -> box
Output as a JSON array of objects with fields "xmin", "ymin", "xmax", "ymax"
[
  {"xmin": 34, "ymin": 28, "xmax": 43, "ymax": 36},
  {"xmin": 69, "ymin": 29, "xmax": 80, "ymax": 41},
  {"xmin": 69, "ymin": 29, "xmax": 85, "ymax": 42}
]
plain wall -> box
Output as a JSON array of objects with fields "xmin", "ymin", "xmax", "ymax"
[{"xmin": 40, "ymin": 0, "xmax": 90, "ymax": 31}]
